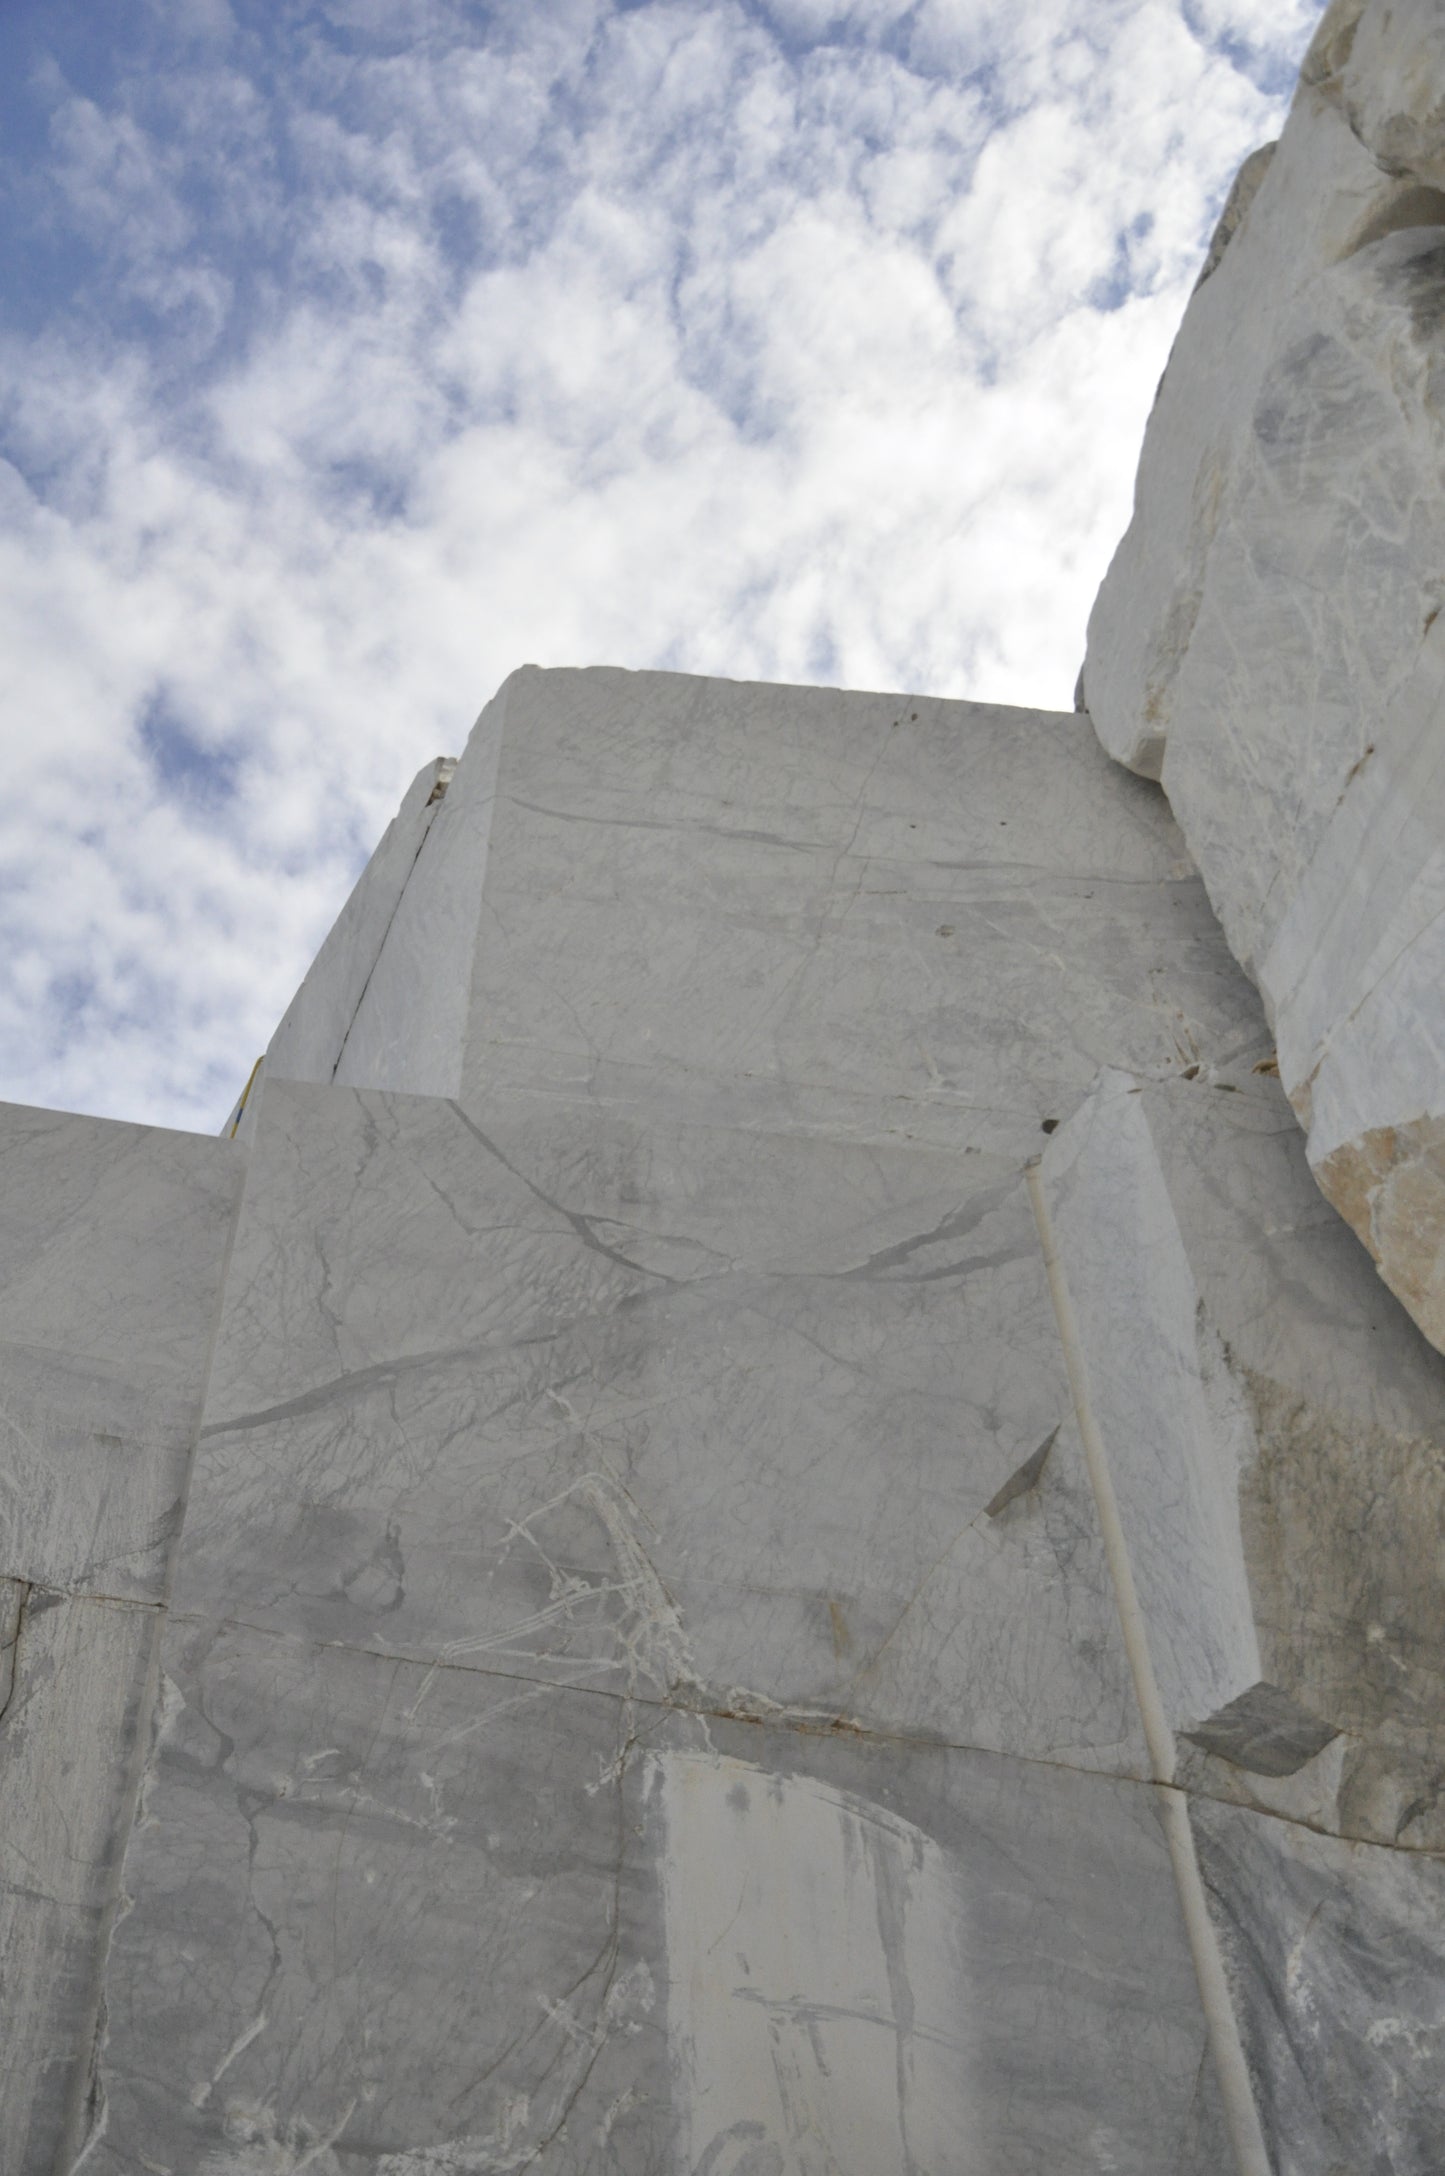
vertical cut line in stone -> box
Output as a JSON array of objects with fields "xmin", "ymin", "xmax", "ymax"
[
  {"xmin": 1025, "ymin": 1159, "xmax": 1272, "ymax": 2176},
  {"xmin": 1024, "ymin": 1159, "xmax": 1175, "ymax": 1781},
  {"xmin": 1157, "ymin": 1783, "xmax": 1273, "ymax": 2176},
  {"xmin": 57, "ymin": 1143, "xmax": 253, "ymax": 2170}
]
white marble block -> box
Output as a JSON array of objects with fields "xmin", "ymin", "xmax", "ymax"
[
  {"xmin": 34, "ymin": 665, "xmax": 1435, "ymax": 2174},
  {"xmin": 1082, "ymin": 0, "xmax": 1445, "ymax": 1355},
  {"xmin": 0, "ymin": 1104, "xmax": 241, "ymax": 2175}
]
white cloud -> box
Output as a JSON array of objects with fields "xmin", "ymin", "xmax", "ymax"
[{"xmin": 0, "ymin": 0, "xmax": 1324, "ymax": 1130}]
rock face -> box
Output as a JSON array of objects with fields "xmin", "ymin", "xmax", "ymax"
[
  {"xmin": 8, "ymin": 16, "xmax": 1445, "ymax": 2154},
  {"xmin": 4, "ymin": 664, "xmax": 1443, "ymax": 2173},
  {"xmin": 1082, "ymin": 0, "xmax": 1445, "ymax": 1354}
]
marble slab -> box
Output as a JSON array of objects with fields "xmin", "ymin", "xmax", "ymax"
[
  {"xmin": 174, "ymin": 1076, "xmax": 1146, "ymax": 1777},
  {"xmin": 0, "ymin": 1103, "xmax": 242, "ymax": 1598},
  {"xmin": 1039, "ymin": 1073, "xmax": 1264, "ymax": 1752},
  {"xmin": 88, "ymin": 1614, "xmax": 1225, "ymax": 2174},
  {"xmin": 457, "ymin": 667, "xmax": 1263, "ymax": 1157},
  {"xmin": 0, "ymin": 1583, "xmax": 158, "ymax": 2176},
  {"xmin": 245, "ymin": 668, "xmax": 1267, "ymax": 1159},
  {"xmin": 12, "ymin": 593, "xmax": 1443, "ymax": 2158},
  {"xmin": 330, "ymin": 683, "xmax": 507, "ymax": 1098},
  {"xmin": 1081, "ymin": 0, "xmax": 1445, "ymax": 1352}
]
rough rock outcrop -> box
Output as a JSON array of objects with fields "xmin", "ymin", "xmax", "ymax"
[{"xmin": 1083, "ymin": 0, "xmax": 1445, "ymax": 1353}]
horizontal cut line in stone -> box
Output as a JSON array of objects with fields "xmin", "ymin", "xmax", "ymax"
[{"xmin": 159, "ymin": 1605, "xmax": 1444, "ymax": 1858}]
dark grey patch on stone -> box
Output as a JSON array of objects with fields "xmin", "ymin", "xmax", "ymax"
[
  {"xmin": 1181, "ymin": 1678, "xmax": 1338, "ymax": 1777},
  {"xmin": 1392, "ymin": 238, "xmax": 1445, "ymax": 340},
  {"xmin": 985, "ymin": 1425, "xmax": 1059, "ymax": 1520}
]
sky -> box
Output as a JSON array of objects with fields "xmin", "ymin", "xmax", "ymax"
[{"xmin": 0, "ymin": 0, "xmax": 1326, "ymax": 1135}]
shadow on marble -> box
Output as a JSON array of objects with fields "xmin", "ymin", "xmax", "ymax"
[
  {"xmin": 0, "ymin": 1582, "xmax": 158, "ymax": 2175},
  {"xmin": 1192, "ymin": 1792, "xmax": 1445, "ymax": 2176},
  {"xmin": 1039, "ymin": 1067, "xmax": 1445, "ymax": 1849}
]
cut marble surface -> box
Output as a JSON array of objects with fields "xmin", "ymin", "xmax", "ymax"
[
  {"xmin": 15, "ymin": 633, "xmax": 1445, "ymax": 2165},
  {"xmin": 0, "ymin": 1583, "xmax": 159, "ymax": 2176},
  {"xmin": 90, "ymin": 1624, "xmax": 673, "ymax": 2176},
  {"xmin": 89, "ymin": 1616, "xmax": 1226, "ymax": 2175},
  {"xmin": 331, "ymin": 680, "xmax": 507, "ymax": 1097},
  {"xmin": 175, "ymin": 1076, "xmax": 1146, "ymax": 1776},
  {"xmin": 1192, "ymin": 1794, "xmax": 1445, "ymax": 2176},
  {"xmin": 1082, "ymin": 0, "xmax": 1445, "ymax": 1352},
  {"xmin": 1039, "ymin": 1075, "xmax": 1266, "ymax": 1753},
  {"xmin": 259, "ymin": 757, "xmax": 454, "ymax": 1109},
  {"xmin": 1039, "ymin": 1067, "xmax": 1445, "ymax": 1850},
  {"xmin": 1342, "ymin": 0, "xmax": 1445, "ymax": 186},
  {"xmin": 460, "ymin": 668, "xmax": 1262, "ymax": 1156},
  {"xmin": 0, "ymin": 1108, "xmax": 239, "ymax": 2171},
  {"xmin": 249, "ymin": 666, "xmax": 1266, "ymax": 1159},
  {"xmin": 0, "ymin": 1102, "xmax": 242, "ymax": 1598}
]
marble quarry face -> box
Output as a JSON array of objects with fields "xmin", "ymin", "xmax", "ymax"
[
  {"xmin": 3, "ymin": 658, "xmax": 1443, "ymax": 2176},
  {"xmin": 6, "ymin": 15, "xmax": 1445, "ymax": 2173},
  {"xmin": 1084, "ymin": 0, "xmax": 1445, "ymax": 1357}
]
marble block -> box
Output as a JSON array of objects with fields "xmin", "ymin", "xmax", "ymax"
[
  {"xmin": 1039, "ymin": 1067, "xmax": 1445, "ymax": 1850},
  {"xmin": 89, "ymin": 1617, "xmax": 1227, "ymax": 2174},
  {"xmin": 0, "ymin": 1102, "xmax": 242, "ymax": 1597},
  {"xmin": 260, "ymin": 757, "xmax": 455, "ymax": 1105},
  {"xmin": 174, "ymin": 1076, "xmax": 1145, "ymax": 1776},
  {"xmin": 1192, "ymin": 1795, "xmax": 1445, "ymax": 2176},
  {"xmin": 237, "ymin": 666, "xmax": 1266, "ymax": 1159},
  {"xmin": 331, "ymin": 698, "xmax": 505, "ymax": 1098},
  {"xmin": 1082, "ymin": 0, "xmax": 1445, "ymax": 1353},
  {"xmin": 15, "ymin": 640, "xmax": 1445, "ymax": 2164},
  {"xmin": 457, "ymin": 670, "xmax": 1258, "ymax": 1157}
]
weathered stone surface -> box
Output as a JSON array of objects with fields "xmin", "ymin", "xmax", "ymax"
[
  {"xmin": 1082, "ymin": 0, "xmax": 1445, "ymax": 1354},
  {"xmin": 331, "ymin": 696, "xmax": 505, "ymax": 1097},
  {"xmin": 1193, "ymin": 1795, "xmax": 1445, "ymax": 2175}
]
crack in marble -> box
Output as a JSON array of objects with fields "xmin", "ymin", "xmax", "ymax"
[
  {"xmin": 158, "ymin": 1602, "xmax": 1444, "ymax": 1862},
  {"xmin": 447, "ymin": 1103, "xmax": 683, "ymax": 1286}
]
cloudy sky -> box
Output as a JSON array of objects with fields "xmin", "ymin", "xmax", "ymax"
[{"xmin": 0, "ymin": 0, "xmax": 1324, "ymax": 1134}]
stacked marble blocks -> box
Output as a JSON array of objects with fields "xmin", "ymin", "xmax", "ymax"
[
  {"xmin": 4, "ymin": 661, "xmax": 1441, "ymax": 2174},
  {"xmin": 1085, "ymin": 0, "xmax": 1445, "ymax": 1355}
]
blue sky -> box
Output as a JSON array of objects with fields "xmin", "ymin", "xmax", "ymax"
[{"xmin": 0, "ymin": 0, "xmax": 1325, "ymax": 1132}]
